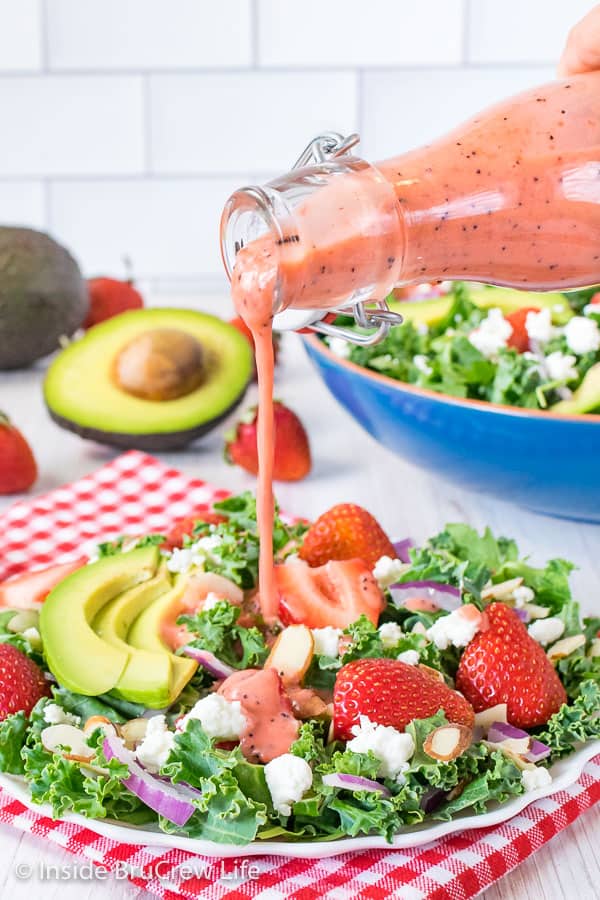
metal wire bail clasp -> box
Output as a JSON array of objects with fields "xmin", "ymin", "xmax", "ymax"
[{"xmin": 291, "ymin": 131, "xmax": 403, "ymax": 346}]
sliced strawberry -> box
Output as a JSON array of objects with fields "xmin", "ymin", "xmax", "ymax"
[
  {"xmin": 333, "ymin": 657, "xmax": 474, "ymax": 740},
  {"xmin": 160, "ymin": 572, "xmax": 244, "ymax": 650},
  {"xmin": 0, "ymin": 558, "xmax": 88, "ymax": 609},
  {"xmin": 163, "ymin": 510, "xmax": 227, "ymax": 551},
  {"xmin": 506, "ymin": 306, "xmax": 540, "ymax": 353},
  {"xmin": 275, "ymin": 558, "xmax": 384, "ymax": 629}
]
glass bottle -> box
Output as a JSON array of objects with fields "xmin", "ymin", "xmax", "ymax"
[{"xmin": 220, "ymin": 72, "xmax": 600, "ymax": 343}]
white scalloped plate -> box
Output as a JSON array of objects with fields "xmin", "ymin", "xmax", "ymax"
[{"xmin": 1, "ymin": 740, "xmax": 598, "ymax": 859}]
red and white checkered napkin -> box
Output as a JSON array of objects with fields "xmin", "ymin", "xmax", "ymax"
[{"xmin": 1, "ymin": 450, "xmax": 599, "ymax": 900}]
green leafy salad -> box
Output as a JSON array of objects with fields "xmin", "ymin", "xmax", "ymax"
[
  {"xmin": 326, "ymin": 283, "xmax": 600, "ymax": 413},
  {"xmin": 0, "ymin": 493, "xmax": 599, "ymax": 845}
]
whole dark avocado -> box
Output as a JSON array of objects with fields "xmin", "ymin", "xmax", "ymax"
[{"xmin": 0, "ymin": 227, "xmax": 88, "ymax": 369}]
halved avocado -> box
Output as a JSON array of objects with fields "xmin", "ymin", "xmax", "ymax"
[
  {"xmin": 44, "ymin": 308, "xmax": 253, "ymax": 450},
  {"xmin": 389, "ymin": 286, "xmax": 573, "ymax": 327}
]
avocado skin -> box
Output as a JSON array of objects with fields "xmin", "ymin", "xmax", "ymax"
[
  {"xmin": 46, "ymin": 391, "xmax": 246, "ymax": 450},
  {"xmin": 0, "ymin": 227, "xmax": 89, "ymax": 369}
]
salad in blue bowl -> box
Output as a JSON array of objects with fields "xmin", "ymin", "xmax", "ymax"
[{"xmin": 304, "ymin": 283, "xmax": 600, "ymax": 521}]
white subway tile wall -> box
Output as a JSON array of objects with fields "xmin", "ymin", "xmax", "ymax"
[{"xmin": 0, "ymin": 0, "xmax": 594, "ymax": 288}]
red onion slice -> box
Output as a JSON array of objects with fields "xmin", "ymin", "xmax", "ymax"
[
  {"xmin": 524, "ymin": 740, "xmax": 552, "ymax": 763},
  {"xmin": 389, "ymin": 580, "xmax": 461, "ymax": 612},
  {"xmin": 103, "ymin": 735, "xmax": 197, "ymax": 826},
  {"xmin": 322, "ymin": 773, "xmax": 391, "ymax": 797},
  {"xmin": 181, "ymin": 646, "xmax": 235, "ymax": 679},
  {"xmin": 392, "ymin": 538, "xmax": 414, "ymax": 564},
  {"xmin": 420, "ymin": 787, "xmax": 448, "ymax": 813},
  {"xmin": 514, "ymin": 608, "xmax": 530, "ymax": 623},
  {"xmin": 487, "ymin": 722, "xmax": 530, "ymax": 744}
]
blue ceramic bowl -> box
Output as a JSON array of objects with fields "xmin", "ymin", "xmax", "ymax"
[{"xmin": 304, "ymin": 334, "xmax": 600, "ymax": 522}]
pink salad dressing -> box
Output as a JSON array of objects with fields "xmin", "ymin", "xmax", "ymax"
[
  {"xmin": 218, "ymin": 667, "xmax": 299, "ymax": 762},
  {"xmin": 231, "ymin": 72, "xmax": 600, "ymax": 625}
]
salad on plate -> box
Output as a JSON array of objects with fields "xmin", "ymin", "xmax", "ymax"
[
  {"xmin": 0, "ymin": 493, "xmax": 599, "ymax": 846},
  {"xmin": 326, "ymin": 282, "xmax": 600, "ymax": 414}
]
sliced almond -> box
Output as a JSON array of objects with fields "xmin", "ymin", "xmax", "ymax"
[
  {"xmin": 547, "ymin": 634, "xmax": 586, "ymax": 662},
  {"xmin": 481, "ymin": 577, "xmax": 523, "ymax": 601},
  {"xmin": 423, "ymin": 724, "xmax": 473, "ymax": 761},
  {"xmin": 265, "ymin": 625, "xmax": 314, "ymax": 684},
  {"xmin": 474, "ymin": 704, "xmax": 508, "ymax": 732},
  {"xmin": 41, "ymin": 724, "xmax": 94, "ymax": 761},
  {"xmin": 418, "ymin": 663, "xmax": 445, "ymax": 683},
  {"xmin": 327, "ymin": 718, "xmax": 336, "ymax": 744},
  {"xmin": 524, "ymin": 603, "xmax": 550, "ymax": 620},
  {"xmin": 486, "ymin": 735, "xmax": 531, "ymax": 755},
  {"xmin": 83, "ymin": 715, "xmax": 118, "ymax": 738},
  {"xmin": 7, "ymin": 610, "xmax": 39, "ymax": 634},
  {"xmin": 588, "ymin": 638, "xmax": 600, "ymax": 658},
  {"xmin": 120, "ymin": 717, "xmax": 149, "ymax": 748},
  {"xmin": 483, "ymin": 741, "xmax": 535, "ymax": 771}
]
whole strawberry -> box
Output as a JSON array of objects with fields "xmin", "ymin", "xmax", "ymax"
[
  {"xmin": 334, "ymin": 657, "xmax": 474, "ymax": 740},
  {"xmin": 0, "ymin": 413, "xmax": 37, "ymax": 495},
  {"xmin": 299, "ymin": 503, "xmax": 396, "ymax": 569},
  {"xmin": 455, "ymin": 602, "xmax": 567, "ymax": 728},
  {"xmin": 225, "ymin": 402, "xmax": 311, "ymax": 482},
  {"xmin": 85, "ymin": 272, "xmax": 144, "ymax": 328},
  {"xmin": 0, "ymin": 644, "xmax": 50, "ymax": 720}
]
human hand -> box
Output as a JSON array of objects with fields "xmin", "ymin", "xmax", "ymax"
[{"xmin": 558, "ymin": 4, "xmax": 600, "ymax": 76}]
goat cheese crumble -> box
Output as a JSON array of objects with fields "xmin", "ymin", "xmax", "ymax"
[
  {"xmin": 528, "ymin": 617, "xmax": 565, "ymax": 647},
  {"xmin": 427, "ymin": 607, "xmax": 481, "ymax": 650},
  {"xmin": 167, "ymin": 536, "xmax": 223, "ymax": 574},
  {"xmin": 512, "ymin": 585, "xmax": 535, "ymax": 608},
  {"xmin": 378, "ymin": 621, "xmax": 404, "ymax": 649},
  {"xmin": 327, "ymin": 337, "xmax": 351, "ymax": 359},
  {"xmin": 397, "ymin": 649, "xmax": 420, "ymax": 665},
  {"xmin": 43, "ymin": 702, "xmax": 81, "ymax": 727},
  {"xmin": 179, "ymin": 693, "xmax": 246, "ymax": 740},
  {"xmin": 373, "ymin": 554, "xmax": 406, "ymax": 589},
  {"xmin": 468, "ymin": 309, "xmax": 513, "ymax": 359},
  {"xmin": 135, "ymin": 715, "xmax": 175, "ymax": 773},
  {"xmin": 544, "ymin": 351, "xmax": 578, "ymax": 383},
  {"xmin": 347, "ymin": 715, "xmax": 415, "ymax": 779},
  {"xmin": 565, "ymin": 316, "xmax": 600, "ymax": 355},
  {"xmin": 521, "ymin": 766, "xmax": 553, "ymax": 792},
  {"xmin": 311, "ymin": 626, "xmax": 342, "ymax": 658},
  {"xmin": 264, "ymin": 754, "xmax": 313, "ymax": 816},
  {"xmin": 525, "ymin": 308, "xmax": 555, "ymax": 344}
]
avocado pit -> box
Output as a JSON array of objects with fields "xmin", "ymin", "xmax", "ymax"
[{"xmin": 114, "ymin": 328, "xmax": 205, "ymax": 401}]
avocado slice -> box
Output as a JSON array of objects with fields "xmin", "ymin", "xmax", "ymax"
[
  {"xmin": 43, "ymin": 308, "xmax": 253, "ymax": 451},
  {"xmin": 92, "ymin": 569, "xmax": 175, "ymax": 707},
  {"xmin": 389, "ymin": 286, "xmax": 573, "ymax": 327},
  {"xmin": 127, "ymin": 573, "xmax": 187, "ymax": 653},
  {"xmin": 552, "ymin": 362, "xmax": 600, "ymax": 415},
  {"xmin": 39, "ymin": 547, "xmax": 159, "ymax": 696}
]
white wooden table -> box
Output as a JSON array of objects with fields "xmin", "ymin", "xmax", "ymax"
[{"xmin": 0, "ymin": 296, "xmax": 599, "ymax": 899}]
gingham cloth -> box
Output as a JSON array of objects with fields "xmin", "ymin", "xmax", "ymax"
[{"xmin": 0, "ymin": 450, "xmax": 598, "ymax": 900}]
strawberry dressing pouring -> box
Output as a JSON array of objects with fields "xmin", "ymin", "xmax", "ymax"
[{"xmin": 222, "ymin": 73, "xmax": 600, "ymax": 620}]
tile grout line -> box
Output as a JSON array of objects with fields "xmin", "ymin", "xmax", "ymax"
[
  {"xmin": 38, "ymin": 0, "xmax": 50, "ymax": 72},
  {"xmin": 250, "ymin": 0, "xmax": 260, "ymax": 68}
]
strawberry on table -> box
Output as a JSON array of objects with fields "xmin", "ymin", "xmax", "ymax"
[
  {"xmin": 0, "ymin": 412, "xmax": 37, "ymax": 495},
  {"xmin": 225, "ymin": 401, "xmax": 311, "ymax": 482},
  {"xmin": 0, "ymin": 644, "xmax": 50, "ymax": 720},
  {"xmin": 505, "ymin": 306, "xmax": 540, "ymax": 352},
  {"xmin": 275, "ymin": 558, "xmax": 384, "ymax": 629},
  {"xmin": 455, "ymin": 602, "xmax": 567, "ymax": 728},
  {"xmin": 333, "ymin": 657, "xmax": 474, "ymax": 740},
  {"xmin": 299, "ymin": 503, "xmax": 396, "ymax": 569},
  {"xmin": 84, "ymin": 264, "xmax": 144, "ymax": 329}
]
